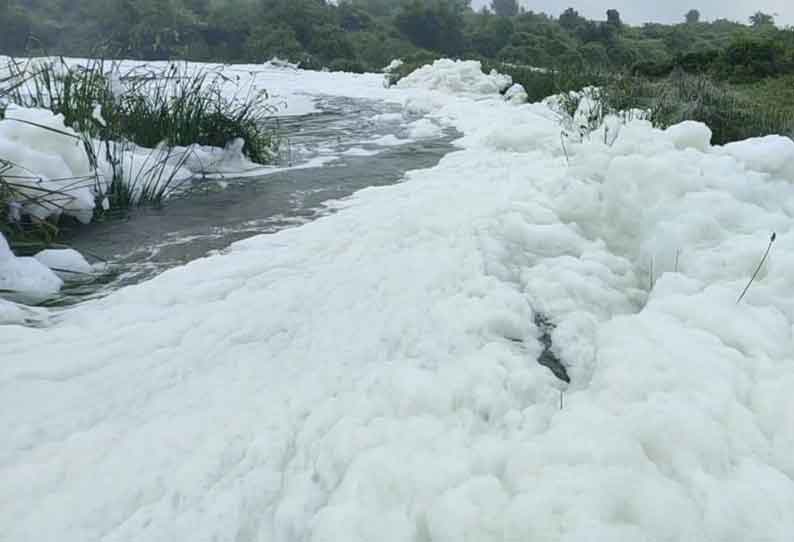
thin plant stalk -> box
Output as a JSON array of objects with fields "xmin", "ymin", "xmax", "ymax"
[{"xmin": 737, "ymin": 233, "xmax": 777, "ymax": 304}]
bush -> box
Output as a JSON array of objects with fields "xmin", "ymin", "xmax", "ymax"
[
  {"xmin": 243, "ymin": 24, "xmax": 304, "ymax": 63},
  {"xmin": 632, "ymin": 60, "xmax": 674, "ymax": 78},
  {"xmin": 327, "ymin": 59, "xmax": 367, "ymax": 73},
  {"xmin": 722, "ymin": 37, "xmax": 789, "ymax": 81},
  {"xmin": 675, "ymin": 49, "xmax": 721, "ymax": 74},
  {"xmin": 486, "ymin": 62, "xmax": 608, "ymax": 103},
  {"xmin": 581, "ymin": 72, "xmax": 794, "ymax": 145}
]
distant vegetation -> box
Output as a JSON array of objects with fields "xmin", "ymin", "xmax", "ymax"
[
  {"xmin": 2, "ymin": 1, "xmax": 793, "ymax": 144},
  {"xmin": 0, "ymin": 0, "xmax": 791, "ymax": 76},
  {"xmin": 2, "ymin": 1, "xmax": 793, "ymax": 142},
  {"xmin": 1, "ymin": 1, "xmax": 793, "ymax": 267},
  {"xmin": 1, "ymin": 1, "xmax": 791, "ymax": 82},
  {"xmin": 1, "ymin": 0, "xmax": 792, "ymax": 147}
]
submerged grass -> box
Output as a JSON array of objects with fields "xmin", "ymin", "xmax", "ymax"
[
  {"xmin": 96, "ymin": 141, "xmax": 193, "ymax": 213},
  {"xmin": 0, "ymin": 137, "xmax": 96, "ymax": 250}
]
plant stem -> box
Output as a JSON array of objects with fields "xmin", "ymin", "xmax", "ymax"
[{"xmin": 737, "ymin": 232, "xmax": 776, "ymax": 304}]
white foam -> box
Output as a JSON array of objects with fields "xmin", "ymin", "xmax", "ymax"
[
  {"xmin": 341, "ymin": 147, "xmax": 380, "ymax": 157},
  {"xmin": 3, "ymin": 58, "xmax": 794, "ymax": 542},
  {"xmin": 0, "ymin": 233, "xmax": 63, "ymax": 303},
  {"xmin": 34, "ymin": 248, "xmax": 93, "ymax": 278},
  {"xmin": 371, "ymin": 134, "xmax": 411, "ymax": 147},
  {"xmin": 397, "ymin": 59, "xmax": 512, "ymax": 95},
  {"xmin": 407, "ymin": 118, "xmax": 442, "ymax": 139}
]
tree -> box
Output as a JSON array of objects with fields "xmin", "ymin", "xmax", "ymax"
[
  {"xmin": 469, "ymin": 15, "xmax": 513, "ymax": 57},
  {"xmin": 578, "ymin": 41, "xmax": 608, "ymax": 66},
  {"xmin": 598, "ymin": 16, "xmax": 621, "ymax": 46},
  {"xmin": 350, "ymin": 0, "xmax": 400, "ymax": 17},
  {"xmin": 90, "ymin": 0, "xmax": 198, "ymax": 59},
  {"xmin": 559, "ymin": 7, "xmax": 585, "ymax": 31},
  {"xmin": 606, "ymin": 9, "xmax": 622, "ymax": 29},
  {"xmin": 185, "ymin": 0, "xmax": 210, "ymax": 17},
  {"xmin": 725, "ymin": 37, "xmax": 783, "ymax": 79},
  {"xmin": 575, "ymin": 20, "xmax": 602, "ymax": 43},
  {"xmin": 749, "ymin": 11, "xmax": 775, "ymax": 28},
  {"xmin": 244, "ymin": 24, "xmax": 303, "ymax": 62},
  {"xmin": 685, "ymin": 9, "xmax": 700, "ymax": 24},
  {"xmin": 260, "ymin": 0, "xmax": 331, "ymax": 48},
  {"xmin": 490, "ymin": 0, "xmax": 518, "ymax": 17},
  {"xmin": 336, "ymin": 3, "xmax": 373, "ymax": 32},
  {"xmin": 607, "ymin": 40, "xmax": 637, "ymax": 65},
  {"xmin": 395, "ymin": 0, "xmax": 467, "ymax": 55},
  {"xmin": 308, "ymin": 24, "xmax": 355, "ymax": 62}
]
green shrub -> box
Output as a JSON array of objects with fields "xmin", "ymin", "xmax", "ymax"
[
  {"xmin": 485, "ymin": 62, "xmax": 608, "ymax": 103},
  {"xmin": 580, "ymin": 72, "xmax": 794, "ymax": 145},
  {"xmin": 327, "ymin": 58, "xmax": 367, "ymax": 73}
]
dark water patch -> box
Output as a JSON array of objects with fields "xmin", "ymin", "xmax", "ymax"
[{"xmin": 534, "ymin": 313, "xmax": 570, "ymax": 383}]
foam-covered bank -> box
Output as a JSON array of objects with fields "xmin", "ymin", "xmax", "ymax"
[{"xmin": 1, "ymin": 60, "xmax": 793, "ymax": 542}]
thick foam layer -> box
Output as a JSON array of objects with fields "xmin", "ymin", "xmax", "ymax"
[{"xmin": 1, "ymin": 58, "xmax": 793, "ymax": 542}]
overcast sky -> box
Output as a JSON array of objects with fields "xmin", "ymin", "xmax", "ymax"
[{"xmin": 470, "ymin": 0, "xmax": 794, "ymax": 26}]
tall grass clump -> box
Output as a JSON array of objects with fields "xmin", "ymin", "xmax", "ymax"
[
  {"xmin": 2, "ymin": 57, "xmax": 279, "ymax": 163},
  {"xmin": 108, "ymin": 63, "xmax": 279, "ymax": 163},
  {"xmin": 97, "ymin": 141, "xmax": 193, "ymax": 213},
  {"xmin": 0, "ymin": 57, "xmax": 281, "ymax": 245},
  {"xmin": 1, "ymin": 57, "xmax": 111, "ymax": 133},
  {"xmin": 0, "ymin": 157, "xmax": 84, "ymax": 250}
]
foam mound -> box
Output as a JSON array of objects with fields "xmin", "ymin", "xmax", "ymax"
[
  {"xmin": 2, "ymin": 58, "xmax": 794, "ymax": 542},
  {"xmin": 397, "ymin": 59, "xmax": 511, "ymax": 95},
  {"xmin": 0, "ymin": 233, "xmax": 63, "ymax": 304}
]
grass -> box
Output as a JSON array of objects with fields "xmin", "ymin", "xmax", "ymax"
[
  {"xmin": 107, "ymin": 63, "xmax": 279, "ymax": 163},
  {"xmin": 0, "ymin": 56, "xmax": 280, "ymax": 249},
  {"xmin": 1, "ymin": 57, "xmax": 111, "ymax": 133},
  {"xmin": 485, "ymin": 62, "xmax": 608, "ymax": 104},
  {"xmin": 600, "ymin": 72, "xmax": 794, "ymax": 144},
  {"xmin": 486, "ymin": 60, "xmax": 794, "ymax": 145},
  {"xmin": 0, "ymin": 168, "xmax": 62, "ymax": 250},
  {"xmin": 504, "ymin": 63, "xmax": 794, "ymax": 146},
  {"xmin": 2, "ymin": 58, "xmax": 279, "ymax": 163},
  {"xmin": 96, "ymin": 141, "xmax": 193, "ymax": 213},
  {"xmin": 1, "ymin": 144, "xmax": 97, "ymax": 251}
]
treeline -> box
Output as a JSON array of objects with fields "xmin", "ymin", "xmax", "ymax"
[
  {"xmin": 632, "ymin": 28, "xmax": 794, "ymax": 83},
  {"xmin": 1, "ymin": 0, "xmax": 793, "ymax": 79},
  {"xmin": 0, "ymin": 0, "xmax": 420, "ymax": 71}
]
